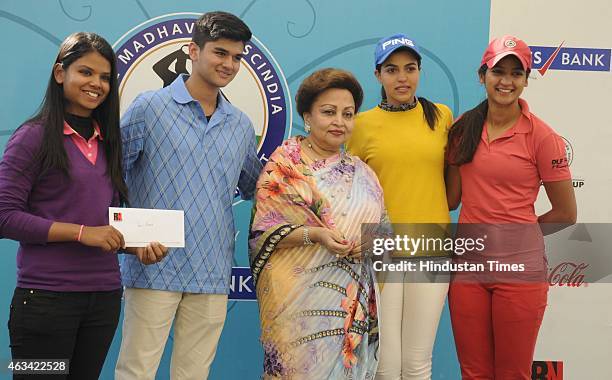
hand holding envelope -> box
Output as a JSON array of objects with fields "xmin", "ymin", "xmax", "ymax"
[
  {"xmin": 109, "ymin": 207, "xmax": 185, "ymax": 264},
  {"xmin": 79, "ymin": 225, "xmax": 126, "ymax": 252},
  {"xmin": 129, "ymin": 242, "xmax": 169, "ymax": 265}
]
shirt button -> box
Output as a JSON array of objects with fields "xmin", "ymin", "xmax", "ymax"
[
  {"xmin": 88, "ymin": 144, "xmax": 92, "ymax": 148},
  {"xmin": 87, "ymin": 153, "xmax": 92, "ymax": 157}
]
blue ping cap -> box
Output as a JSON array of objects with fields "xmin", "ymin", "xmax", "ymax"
[{"xmin": 374, "ymin": 34, "xmax": 421, "ymax": 66}]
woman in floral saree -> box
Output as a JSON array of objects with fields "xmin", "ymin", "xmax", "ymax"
[{"xmin": 250, "ymin": 69, "xmax": 386, "ymax": 379}]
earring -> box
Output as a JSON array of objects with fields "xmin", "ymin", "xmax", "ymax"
[{"xmin": 304, "ymin": 123, "xmax": 311, "ymax": 133}]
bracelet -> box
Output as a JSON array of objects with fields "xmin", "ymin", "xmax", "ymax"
[
  {"xmin": 77, "ymin": 225, "xmax": 85, "ymax": 242},
  {"xmin": 303, "ymin": 226, "xmax": 314, "ymax": 245}
]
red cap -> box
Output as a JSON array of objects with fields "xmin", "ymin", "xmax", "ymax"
[{"xmin": 481, "ymin": 35, "xmax": 532, "ymax": 70}]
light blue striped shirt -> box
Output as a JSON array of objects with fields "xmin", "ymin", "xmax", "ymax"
[{"xmin": 120, "ymin": 74, "xmax": 262, "ymax": 294}]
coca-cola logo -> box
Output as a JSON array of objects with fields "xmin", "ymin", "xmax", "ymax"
[{"xmin": 548, "ymin": 262, "xmax": 588, "ymax": 287}]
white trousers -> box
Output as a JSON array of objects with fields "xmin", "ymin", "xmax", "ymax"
[
  {"xmin": 376, "ymin": 271, "xmax": 449, "ymax": 380},
  {"xmin": 115, "ymin": 288, "xmax": 228, "ymax": 380}
]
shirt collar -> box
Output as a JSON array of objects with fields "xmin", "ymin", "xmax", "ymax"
[
  {"xmin": 514, "ymin": 98, "xmax": 533, "ymax": 134},
  {"xmin": 170, "ymin": 74, "xmax": 194, "ymax": 104},
  {"xmin": 170, "ymin": 74, "xmax": 230, "ymax": 116},
  {"xmin": 63, "ymin": 120, "xmax": 103, "ymax": 141}
]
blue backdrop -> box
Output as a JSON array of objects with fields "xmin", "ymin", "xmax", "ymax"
[{"xmin": 0, "ymin": 1, "xmax": 490, "ymax": 378}]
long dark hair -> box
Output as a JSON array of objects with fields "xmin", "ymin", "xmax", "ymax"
[
  {"xmin": 376, "ymin": 50, "xmax": 441, "ymax": 131},
  {"xmin": 26, "ymin": 32, "xmax": 128, "ymax": 204},
  {"xmin": 447, "ymin": 64, "xmax": 530, "ymax": 165}
]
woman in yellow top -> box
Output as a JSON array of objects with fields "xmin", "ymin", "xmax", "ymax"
[{"xmin": 347, "ymin": 34, "xmax": 453, "ymax": 380}]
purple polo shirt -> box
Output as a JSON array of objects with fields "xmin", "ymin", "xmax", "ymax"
[{"xmin": 0, "ymin": 122, "xmax": 121, "ymax": 291}]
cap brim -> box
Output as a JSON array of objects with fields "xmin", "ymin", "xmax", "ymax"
[
  {"xmin": 376, "ymin": 46, "xmax": 422, "ymax": 66},
  {"xmin": 486, "ymin": 51, "xmax": 529, "ymax": 71}
]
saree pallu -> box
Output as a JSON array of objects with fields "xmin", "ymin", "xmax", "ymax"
[{"xmin": 250, "ymin": 137, "xmax": 385, "ymax": 379}]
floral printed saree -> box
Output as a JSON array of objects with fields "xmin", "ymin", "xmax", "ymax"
[{"xmin": 249, "ymin": 136, "xmax": 386, "ymax": 379}]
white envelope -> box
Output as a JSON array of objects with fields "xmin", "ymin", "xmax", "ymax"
[{"xmin": 109, "ymin": 207, "xmax": 185, "ymax": 247}]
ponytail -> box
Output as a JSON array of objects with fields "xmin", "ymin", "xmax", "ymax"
[
  {"xmin": 447, "ymin": 100, "xmax": 488, "ymax": 165},
  {"xmin": 418, "ymin": 97, "xmax": 440, "ymax": 131},
  {"xmin": 447, "ymin": 64, "xmax": 491, "ymax": 165}
]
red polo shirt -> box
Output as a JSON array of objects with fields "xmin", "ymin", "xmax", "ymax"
[{"xmin": 459, "ymin": 98, "xmax": 571, "ymax": 223}]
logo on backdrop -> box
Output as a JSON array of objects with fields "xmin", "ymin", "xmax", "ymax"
[
  {"xmin": 229, "ymin": 267, "xmax": 256, "ymax": 300},
  {"xmin": 530, "ymin": 42, "xmax": 611, "ymax": 76},
  {"xmin": 532, "ymin": 361, "xmax": 563, "ymax": 380},
  {"xmin": 548, "ymin": 262, "xmax": 588, "ymax": 287},
  {"xmin": 113, "ymin": 13, "xmax": 291, "ymax": 164}
]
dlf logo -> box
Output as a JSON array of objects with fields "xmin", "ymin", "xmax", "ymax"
[{"xmin": 382, "ymin": 38, "xmax": 415, "ymax": 50}]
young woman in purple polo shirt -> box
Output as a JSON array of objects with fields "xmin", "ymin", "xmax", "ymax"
[{"xmin": 0, "ymin": 32, "xmax": 167, "ymax": 379}]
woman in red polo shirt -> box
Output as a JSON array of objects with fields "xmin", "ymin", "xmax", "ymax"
[{"xmin": 445, "ymin": 36, "xmax": 576, "ymax": 379}]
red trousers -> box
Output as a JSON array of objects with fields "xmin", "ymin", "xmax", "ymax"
[{"xmin": 449, "ymin": 281, "xmax": 548, "ymax": 380}]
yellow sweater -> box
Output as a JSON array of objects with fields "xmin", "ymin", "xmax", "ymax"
[{"xmin": 347, "ymin": 101, "xmax": 453, "ymax": 224}]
